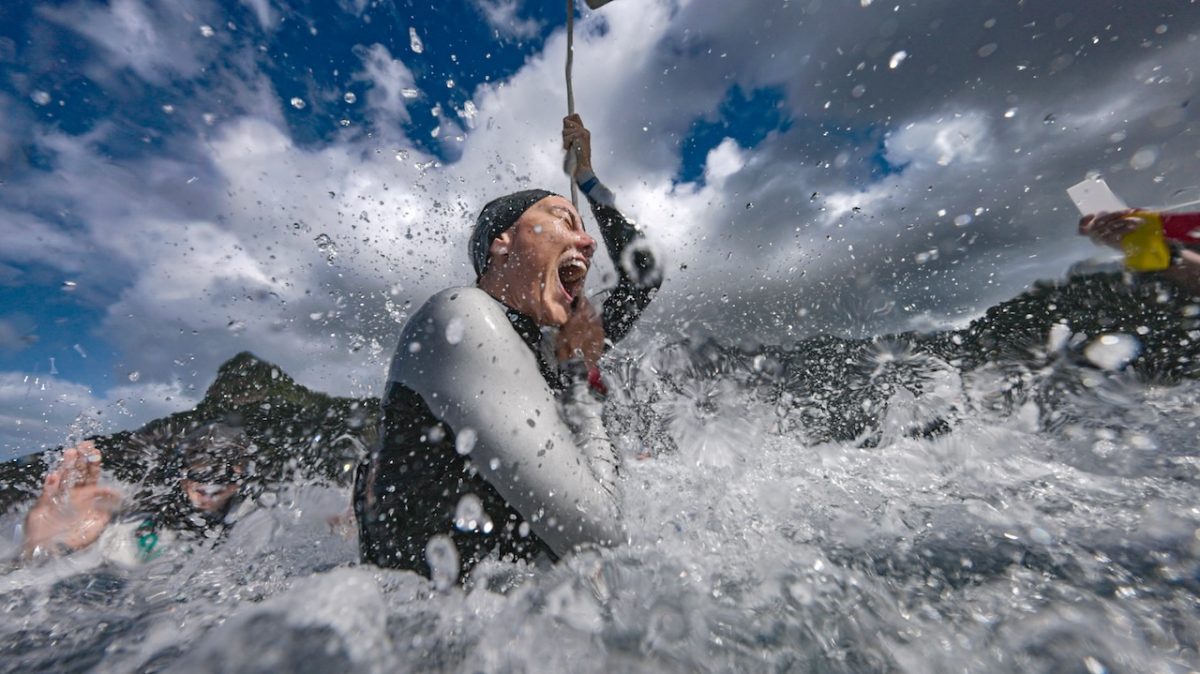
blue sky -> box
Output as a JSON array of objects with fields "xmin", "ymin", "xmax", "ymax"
[{"xmin": 2, "ymin": 0, "xmax": 1198, "ymax": 456}]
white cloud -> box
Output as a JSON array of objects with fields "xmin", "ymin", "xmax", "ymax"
[
  {"xmin": 474, "ymin": 0, "xmax": 542, "ymax": 39},
  {"xmin": 0, "ymin": 371, "xmax": 198, "ymax": 461},
  {"xmin": 240, "ymin": 0, "xmax": 275, "ymax": 31},
  {"xmin": 40, "ymin": 0, "xmax": 216, "ymax": 85},
  {"xmin": 352, "ymin": 44, "xmax": 418, "ymax": 131},
  {"xmin": 703, "ymin": 138, "xmax": 746, "ymax": 185},
  {"xmin": 885, "ymin": 112, "xmax": 992, "ymax": 169}
]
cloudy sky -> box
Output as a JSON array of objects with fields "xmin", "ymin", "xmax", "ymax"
[{"xmin": 1, "ymin": 0, "xmax": 1198, "ymax": 457}]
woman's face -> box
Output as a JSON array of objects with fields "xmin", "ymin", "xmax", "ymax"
[{"xmin": 181, "ymin": 462, "xmax": 243, "ymax": 513}]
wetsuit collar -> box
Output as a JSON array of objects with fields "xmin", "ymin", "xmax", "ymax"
[
  {"xmin": 504, "ymin": 307, "xmax": 543, "ymax": 348},
  {"xmin": 503, "ymin": 307, "xmax": 563, "ymax": 389}
]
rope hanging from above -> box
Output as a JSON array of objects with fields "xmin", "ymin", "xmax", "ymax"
[{"xmin": 565, "ymin": 0, "xmax": 579, "ymax": 208}]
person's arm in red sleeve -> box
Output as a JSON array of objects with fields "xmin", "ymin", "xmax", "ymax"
[{"xmin": 1161, "ymin": 212, "xmax": 1200, "ymax": 244}]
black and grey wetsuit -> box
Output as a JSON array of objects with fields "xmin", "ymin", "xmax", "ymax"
[{"xmin": 355, "ymin": 192, "xmax": 660, "ymax": 580}]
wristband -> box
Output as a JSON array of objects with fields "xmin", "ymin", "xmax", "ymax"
[
  {"xmin": 579, "ymin": 176, "xmax": 600, "ymax": 195},
  {"xmin": 576, "ymin": 168, "xmax": 600, "ymax": 195}
]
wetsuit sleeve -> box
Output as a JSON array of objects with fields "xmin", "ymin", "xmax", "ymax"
[
  {"xmin": 578, "ymin": 171, "xmax": 664, "ymax": 345},
  {"xmin": 393, "ymin": 289, "xmax": 624, "ymax": 558}
]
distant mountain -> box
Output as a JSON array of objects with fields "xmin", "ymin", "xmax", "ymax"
[{"xmin": 0, "ymin": 352, "xmax": 378, "ymax": 514}]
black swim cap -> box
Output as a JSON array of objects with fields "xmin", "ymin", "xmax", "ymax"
[
  {"xmin": 469, "ymin": 189, "xmax": 559, "ymax": 278},
  {"xmin": 176, "ymin": 421, "xmax": 255, "ymax": 471}
]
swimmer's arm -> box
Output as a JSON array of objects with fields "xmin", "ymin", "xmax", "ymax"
[
  {"xmin": 403, "ymin": 291, "xmax": 624, "ymax": 557},
  {"xmin": 577, "ymin": 171, "xmax": 663, "ymax": 345}
]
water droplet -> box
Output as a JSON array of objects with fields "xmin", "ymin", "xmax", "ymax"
[
  {"xmin": 888, "ymin": 50, "xmax": 907, "ymax": 69},
  {"xmin": 1129, "ymin": 146, "xmax": 1159, "ymax": 171},
  {"xmin": 409, "ymin": 27, "xmax": 424, "ymax": 54},
  {"xmin": 73, "ymin": 344, "xmax": 88, "ymax": 358},
  {"xmin": 620, "ymin": 239, "xmax": 663, "ymax": 289},
  {"xmin": 1047, "ymin": 322, "xmax": 1071, "ymax": 351},
  {"xmin": 290, "ymin": 97, "xmax": 306, "ymax": 110},
  {"xmin": 343, "ymin": 92, "xmax": 357, "ymax": 104},
  {"xmin": 61, "ymin": 280, "xmax": 78, "ymax": 292},
  {"xmin": 954, "ymin": 214, "xmax": 973, "ymax": 227},
  {"xmin": 31, "ymin": 90, "xmax": 51, "ymax": 106},
  {"xmin": 424, "ymin": 535, "xmax": 458, "ymax": 590},
  {"xmin": 161, "ymin": 104, "xmax": 175, "ymax": 114},
  {"xmin": 199, "ymin": 24, "xmax": 215, "ymax": 37},
  {"xmin": 454, "ymin": 493, "xmax": 491, "ymax": 533},
  {"xmin": 227, "ymin": 320, "xmax": 246, "ymax": 333},
  {"xmin": 127, "ymin": 371, "xmax": 141, "ymax": 382},
  {"xmin": 401, "ymin": 88, "xmax": 419, "ymax": 99},
  {"xmin": 1084, "ymin": 333, "xmax": 1140, "ymax": 370},
  {"xmin": 1003, "ymin": 107, "xmax": 1017, "ymax": 118},
  {"xmin": 456, "ymin": 427, "xmax": 477, "ymax": 455},
  {"xmin": 851, "ymin": 84, "xmax": 866, "ymax": 98},
  {"xmin": 445, "ymin": 78, "xmax": 454, "ymax": 88},
  {"xmin": 339, "ymin": 119, "xmax": 351, "ymax": 127},
  {"xmin": 408, "ymin": 341, "xmax": 422, "ymax": 353},
  {"xmin": 445, "ymin": 317, "xmax": 464, "ymax": 344},
  {"xmin": 977, "ymin": 43, "xmax": 998, "ymax": 58},
  {"xmin": 202, "ymin": 113, "xmax": 216, "ymax": 125},
  {"xmin": 313, "ymin": 233, "xmax": 338, "ymax": 264}
]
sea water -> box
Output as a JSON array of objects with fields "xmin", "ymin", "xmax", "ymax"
[{"xmin": 1, "ymin": 337, "xmax": 1198, "ymax": 673}]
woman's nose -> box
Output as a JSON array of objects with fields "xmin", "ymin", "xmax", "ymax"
[{"xmin": 577, "ymin": 230, "xmax": 596, "ymax": 258}]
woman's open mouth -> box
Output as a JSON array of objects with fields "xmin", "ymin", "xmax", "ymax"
[{"xmin": 557, "ymin": 257, "xmax": 589, "ymax": 303}]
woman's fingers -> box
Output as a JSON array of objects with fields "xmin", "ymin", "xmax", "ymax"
[
  {"xmin": 40, "ymin": 472, "xmax": 62, "ymax": 502},
  {"xmin": 80, "ymin": 441, "xmax": 102, "ymax": 485}
]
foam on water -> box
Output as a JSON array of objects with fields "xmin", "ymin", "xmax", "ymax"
[{"xmin": 2, "ymin": 338, "xmax": 1199, "ymax": 673}]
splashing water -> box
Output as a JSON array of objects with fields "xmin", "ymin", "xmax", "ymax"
[{"xmin": 3, "ymin": 282, "xmax": 1200, "ymax": 672}]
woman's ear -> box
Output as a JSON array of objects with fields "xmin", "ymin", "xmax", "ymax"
[{"xmin": 490, "ymin": 231, "xmax": 512, "ymax": 258}]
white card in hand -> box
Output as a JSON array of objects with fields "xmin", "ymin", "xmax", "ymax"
[{"xmin": 1067, "ymin": 178, "xmax": 1127, "ymax": 215}]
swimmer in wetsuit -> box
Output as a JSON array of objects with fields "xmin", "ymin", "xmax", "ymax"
[
  {"xmin": 354, "ymin": 115, "xmax": 662, "ymax": 581},
  {"xmin": 19, "ymin": 422, "xmax": 258, "ymax": 564}
]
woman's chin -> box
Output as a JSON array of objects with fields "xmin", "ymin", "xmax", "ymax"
[{"xmin": 539, "ymin": 299, "xmax": 571, "ymax": 327}]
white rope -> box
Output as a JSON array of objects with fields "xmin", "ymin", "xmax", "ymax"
[{"xmin": 565, "ymin": 0, "xmax": 579, "ymax": 208}]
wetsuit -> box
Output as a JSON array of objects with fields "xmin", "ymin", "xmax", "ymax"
[{"xmin": 355, "ymin": 188, "xmax": 661, "ymax": 580}]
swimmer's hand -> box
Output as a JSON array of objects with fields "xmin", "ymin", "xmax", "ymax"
[
  {"xmin": 562, "ymin": 114, "xmax": 593, "ymax": 179},
  {"xmin": 1079, "ymin": 209, "xmax": 1142, "ymax": 250},
  {"xmin": 22, "ymin": 441, "xmax": 123, "ymax": 559},
  {"xmin": 556, "ymin": 295, "xmax": 604, "ymax": 369}
]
